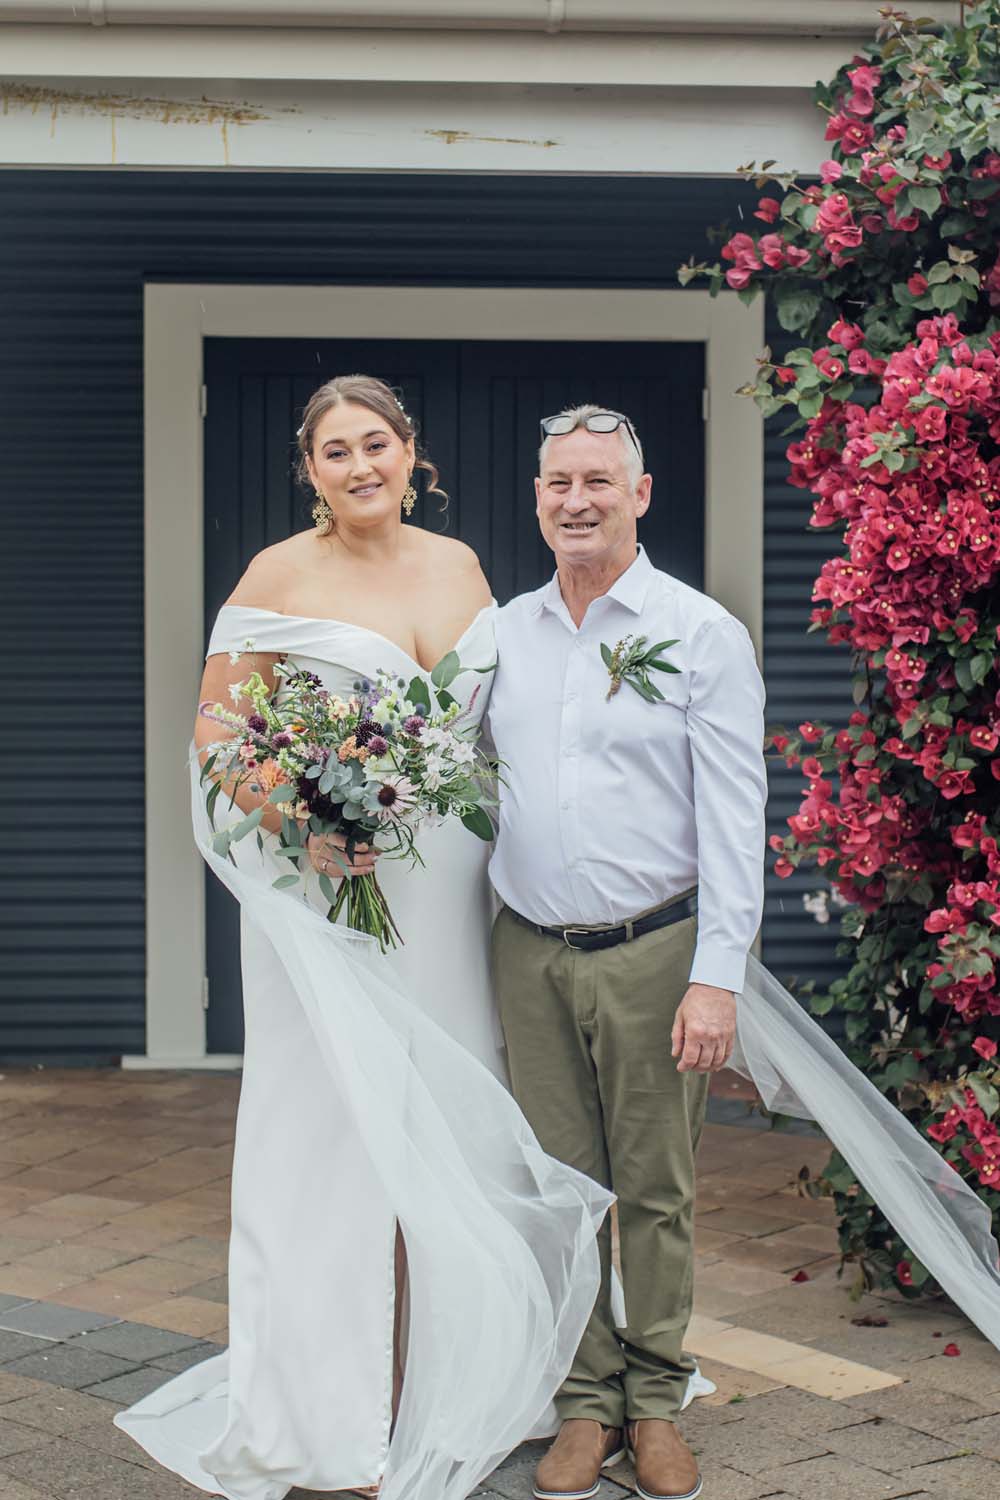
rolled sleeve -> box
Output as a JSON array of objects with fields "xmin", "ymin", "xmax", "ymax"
[{"xmin": 685, "ymin": 617, "xmax": 767, "ymax": 994}]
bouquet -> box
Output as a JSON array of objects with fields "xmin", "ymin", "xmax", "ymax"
[{"xmin": 198, "ymin": 649, "xmax": 496, "ymax": 950}]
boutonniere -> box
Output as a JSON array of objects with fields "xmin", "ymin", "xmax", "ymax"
[{"xmin": 601, "ymin": 634, "xmax": 681, "ymax": 703}]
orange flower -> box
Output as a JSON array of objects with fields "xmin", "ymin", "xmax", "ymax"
[
  {"xmin": 338, "ymin": 736, "xmax": 369, "ymax": 764},
  {"xmin": 256, "ymin": 758, "xmax": 290, "ymax": 793}
]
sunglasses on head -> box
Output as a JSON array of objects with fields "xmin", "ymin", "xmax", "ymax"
[{"xmin": 539, "ymin": 410, "xmax": 641, "ymax": 457}]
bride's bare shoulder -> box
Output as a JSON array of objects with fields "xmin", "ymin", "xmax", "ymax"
[
  {"xmin": 414, "ymin": 530, "xmax": 491, "ymax": 605},
  {"xmin": 226, "ymin": 532, "xmax": 312, "ymax": 611}
]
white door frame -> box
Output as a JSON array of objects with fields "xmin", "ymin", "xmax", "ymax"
[{"xmin": 130, "ymin": 283, "xmax": 764, "ymax": 1068}]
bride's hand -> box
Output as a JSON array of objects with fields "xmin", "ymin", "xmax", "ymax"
[{"xmin": 307, "ymin": 832, "xmax": 378, "ymax": 880}]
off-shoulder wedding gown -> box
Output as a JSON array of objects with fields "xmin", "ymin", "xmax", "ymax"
[{"xmin": 114, "ymin": 603, "xmax": 614, "ymax": 1500}]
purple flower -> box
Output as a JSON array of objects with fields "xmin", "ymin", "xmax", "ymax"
[
  {"xmin": 271, "ymin": 731, "xmax": 293, "ymax": 749},
  {"xmin": 354, "ymin": 718, "xmax": 384, "ymax": 747},
  {"xmin": 367, "ymin": 735, "xmax": 389, "ymax": 756},
  {"xmin": 403, "ymin": 715, "xmax": 425, "ymax": 736},
  {"xmin": 247, "ymin": 713, "xmax": 268, "ymax": 735}
]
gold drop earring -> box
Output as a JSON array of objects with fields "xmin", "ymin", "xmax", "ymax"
[
  {"xmin": 402, "ymin": 477, "xmax": 417, "ymax": 518},
  {"xmin": 312, "ymin": 490, "xmax": 334, "ymax": 535}
]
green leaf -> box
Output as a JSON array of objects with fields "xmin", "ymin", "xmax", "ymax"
[
  {"xmin": 775, "ymin": 287, "xmax": 823, "ymax": 335},
  {"xmin": 406, "ymin": 675, "xmax": 432, "ymax": 714},
  {"xmin": 212, "ymin": 830, "xmax": 232, "ymax": 857},
  {"xmin": 854, "ymin": 744, "xmax": 877, "ymax": 764},
  {"xmin": 268, "ymin": 783, "xmax": 297, "ymax": 803},
  {"xmin": 967, "ymin": 1075, "xmax": 1000, "ymax": 1119},
  {"xmin": 600, "ymin": 642, "xmax": 614, "ymax": 668},
  {"xmin": 798, "ymin": 392, "xmax": 824, "ymax": 420},
  {"xmin": 926, "ymin": 260, "xmax": 954, "ymax": 285},
  {"xmin": 955, "ymin": 657, "xmax": 975, "ymax": 693},
  {"xmin": 647, "ymin": 659, "xmax": 681, "ymax": 673},
  {"xmin": 435, "ymin": 689, "xmax": 457, "ymax": 712},
  {"xmin": 232, "ymin": 806, "xmax": 265, "ymax": 842},
  {"xmin": 460, "ymin": 806, "xmax": 495, "ymax": 841},
  {"xmin": 272, "ymin": 873, "xmax": 300, "ymax": 891},
  {"xmin": 940, "ymin": 211, "xmax": 976, "ymax": 237},
  {"xmin": 318, "ymin": 871, "xmax": 339, "ymax": 905},
  {"xmin": 931, "ymin": 281, "xmax": 964, "ymax": 310},
  {"xmin": 908, "ymin": 185, "xmax": 942, "ymax": 217},
  {"xmin": 431, "ymin": 650, "xmax": 460, "ymax": 690},
  {"xmin": 971, "ymin": 652, "xmax": 992, "ymax": 685}
]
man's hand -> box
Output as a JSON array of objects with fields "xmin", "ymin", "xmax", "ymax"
[{"xmin": 671, "ymin": 983, "xmax": 736, "ymax": 1074}]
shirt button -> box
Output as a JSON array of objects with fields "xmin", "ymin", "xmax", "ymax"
[{"xmin": 560, "ymin": 799, "xmax": 570, "ymax": 810}]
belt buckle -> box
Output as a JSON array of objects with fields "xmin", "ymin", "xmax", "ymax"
[{"xmin": 561, "ymin": 926, "xmax": 592, "ymax": 950}]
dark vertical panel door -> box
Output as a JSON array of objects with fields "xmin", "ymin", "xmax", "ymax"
[{"xmin": 203, "ymin": 337, "xmax": 705, "ymax": 1053}]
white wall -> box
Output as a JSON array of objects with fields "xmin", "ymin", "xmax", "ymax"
[{"xmin": 1, "ymin": 23, "xmax": 853, "ymax": 173}]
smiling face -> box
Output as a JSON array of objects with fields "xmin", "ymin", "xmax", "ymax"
[
  {"xmin": 305, "ymin": 400, "xmax": 415, "ymax": 530},
  {"xmin": 535, "ymin": 426, "xmax": 651, "ymax": 574}
]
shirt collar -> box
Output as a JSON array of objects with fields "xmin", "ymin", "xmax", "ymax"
[{"xmin": 534, "ymin": 545, "xmax": 654, "ymax": 620}]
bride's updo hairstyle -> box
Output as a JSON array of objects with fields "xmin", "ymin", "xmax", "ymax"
[{"xmin": 295, "ymin": 374, "xmax": 448, "ymax": 508}]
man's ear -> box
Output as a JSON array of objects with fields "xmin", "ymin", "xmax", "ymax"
[
  {"xmin": 534, "ymin": 475, "xmax": 543, "ymax": 515},
  {"xmin": 635, "ymin": 474, "xmax": 653, "ymax": 518}
]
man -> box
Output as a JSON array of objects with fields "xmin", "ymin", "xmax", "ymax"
[{"xmin": 487, "ymin": 405, "xmax": 767, "ymax": 1500}]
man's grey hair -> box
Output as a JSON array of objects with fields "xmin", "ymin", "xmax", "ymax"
[{"xmin": 537, "ymin": 404, "xmax": 645, "ymax": 490}]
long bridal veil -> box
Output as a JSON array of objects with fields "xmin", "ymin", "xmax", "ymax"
[
  {"xmin": 146, "ymin": 763, "xmax": 613, "ymax": 1500},
  {"xmin": 731, "ymin": 954, "xmax": 1000, "ymax": 1348}
]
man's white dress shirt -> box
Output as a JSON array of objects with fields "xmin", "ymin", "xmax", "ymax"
[{"xmin": 487, "ymin": 546, "xmax": 767, "ymax": 995}]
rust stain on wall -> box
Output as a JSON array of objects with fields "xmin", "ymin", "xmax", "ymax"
[
  {"xmin": 426, "ymin": 128, "xmax": 559, "ymax": 149},
  {"xmin": 0, "ymin": 81, "xmax": 270, "ymax": 130}
]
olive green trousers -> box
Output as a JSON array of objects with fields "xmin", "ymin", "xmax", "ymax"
[{"xmin": 491, "ymin": 899, "xmax": 708, "ymax": 1426}]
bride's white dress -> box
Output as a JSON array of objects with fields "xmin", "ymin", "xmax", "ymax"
[{"xmin": 114, "ymin": 603, "xmax": 614, "ymax": 1500}]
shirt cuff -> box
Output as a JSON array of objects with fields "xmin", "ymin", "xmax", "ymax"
[{"xmin": 689, "ymin": 942, "xmax": 748, "ymax": 995}]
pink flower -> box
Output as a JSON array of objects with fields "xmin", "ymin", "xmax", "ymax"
[
  {"xmin": 908, "ymin": 273, "xmax": 929, "ymax": 296},
  {"xmin": 758, "ymin": 233, "xmax": 787, "ymax": 270},
  {"xmin": 828, "ymin": 319, "xmax": 865, "ymax": 351},
  {"xmin": 754, "ymin": 197, "xmax": 781, "ymax": 223},
  {"xmin": 813, "ymin": 347, "xmax": 845, "ymax": 381},
  {"xmin": 972, "ymin": 1037, "xmax": 998, "ymax": 1062},
  {"xmin": 896, "ymin": 1260, "xmax": 914, "ymax": 1286},
  {"xmin": 923, "ymin": 151, "xmax": 952, "ymax": 171},
  {"xmin": 815, "ymin": 192, "xmax": 852, "ymax": 233},
  {"xmin": 785, "ymin": 245, "xmax": 812, "ymax": 269},
  {"xmin": 799, "ymin": 722, "xmax": 823, "ymax": 743},
  {"xmin": 820, "ymin": 160, "xmax": 843, "ymax": 183}
]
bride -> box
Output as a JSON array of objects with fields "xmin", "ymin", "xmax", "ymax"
[{"xmin": 114, "ymin": 375, "xmax": 614, "ymax": 1500}]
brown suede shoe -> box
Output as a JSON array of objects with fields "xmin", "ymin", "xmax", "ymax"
[
  {"xmin": 627, "ymin": 1420, "xmax": 701, "ymax": 1500},
  {"xmin": 533, "ymin": 1419, "xmax": 626, "ymax": 1500}
]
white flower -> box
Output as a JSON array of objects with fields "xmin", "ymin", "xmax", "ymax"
[
  {"xmin": 423, "ymin": 752, "xmax": 447, "ymax": 791},
  {"xmin": 802, "ymin": 891, "xmax": 831, "ymax": 926},
  {"xmin": 449, "ymin": 739, "xmax": 475, "ymax": 768},
  {"xmin": 421, "ymin": 726, "xmax": 452, "ymax": 751},
  {"xmin": 228, "ymin": 683, "xmax": 244, "ymax": 704},
  {"xmin": 228, "ymin": 636, "xmax": 256, "ymax": 665}
]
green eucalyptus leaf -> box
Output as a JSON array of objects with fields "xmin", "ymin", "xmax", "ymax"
[
  {"xmin": 232, "ymin": 806, "xmax": 265, "ymax": 841},
  {"xmin": 272, "ymin": 873, "xmax": 300, "ymax": 891},
  {"xmin": 268, "ymin": 783, "xmax": 297, "ymax": 803},
  {"xmin": 431, "ymin": 651, "xmax": 461, "ymax": 690}
]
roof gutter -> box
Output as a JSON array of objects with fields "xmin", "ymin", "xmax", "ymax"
[{"xmin": 0, "ymin": 1, "xmax": 964, "ymax": 35}]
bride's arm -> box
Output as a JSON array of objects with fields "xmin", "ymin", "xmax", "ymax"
[{"xmin": 194, "ymin": 649, "xmax": 286, "ymax": 832}]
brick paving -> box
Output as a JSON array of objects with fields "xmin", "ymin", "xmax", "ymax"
[{"xmin": 0, "ymin": 1069, "xmax": 995, "ymax": 1499}]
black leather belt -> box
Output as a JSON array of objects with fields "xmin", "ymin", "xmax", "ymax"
[{"xmin": 508, "ymin": 890, "xmax": 698, "ymax": 952}]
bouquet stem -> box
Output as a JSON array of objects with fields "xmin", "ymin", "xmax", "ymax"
[{"xmin": 326, "ymin": 873, "xmax": 403, "ymax": 953}]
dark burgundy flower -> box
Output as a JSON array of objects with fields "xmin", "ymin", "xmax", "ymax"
[{"xmin": 247, "ymin": 714, "xmax": 268, "ymax": 735}]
